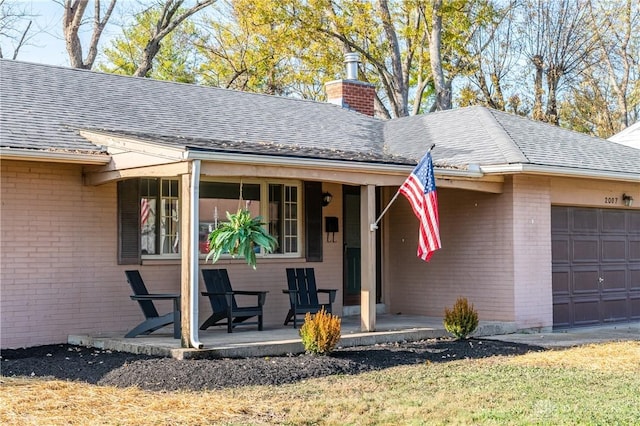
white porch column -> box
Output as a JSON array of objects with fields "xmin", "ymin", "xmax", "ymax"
[{"xmin": 360, "ymin": 184, "xmax": 377, "ymax": 331}]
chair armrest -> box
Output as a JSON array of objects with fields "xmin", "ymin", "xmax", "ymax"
[
  {"xmin": 282, "ymin": 289, "xmax": 299, "ymax": 306},
  {"xmin": 201, "ymin": 291, "xmax": 232, "ymax": 296},
  {"xmin": 317, "ymin": 289, "xmax": 338, "ymax": 304},
  {"xmin": 131, "ymin": 293, "xmax": 180, "ymax": 301},
  {"xmin": 233, "ymin": 290, "xmax": 268, "ymax": 296},
  {"xmin": 203, "ymin": 291, "xmax": 268, "ymax": 306},
  {"xmin": 234, "ymin": 290, "xmax": 268, "ymax": 306}
]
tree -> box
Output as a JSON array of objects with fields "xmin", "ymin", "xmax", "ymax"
[
  {"xmin": 63, "ymin": 0, "xmax": 215, "ymax": 75},
  {"xmin": 63, "ymin": 0, "xmax": 117, "ymax": 69},
  {"xmin": 521, "ymin": 0, "xmax": 598, "ymax": 125},
  {"xmin": 0, "ymin": 0, "xmax": 36, "ymax": 59},
  {"xmin": 198, "ymin": 0, "xmax": 498, "ymax": 118},
  {"xmin": 559, "ymin": 70, "xmax": 619, "ymax": 137},
  {"xmin": 429, "ymin": 0, "xmax": 450, "ymax": 111},
  {"xmin": 197, "ymin": 0, "xmax": 341, "ymax": 97},
  {"xmin": 586, "ymin": 0, "xmax": 639, "ymax": 131},
  {"xmin": 461, "ymin": 1, "xmax": 520, "ymax": 112},
  {"xmin": 131, "ymin": 0, "xmax": 215, "ymax": 77},
  {"xmin": 99, "ymin": 6, "xmax": 202, "ymax": 83}
]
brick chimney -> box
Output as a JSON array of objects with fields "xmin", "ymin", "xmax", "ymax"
[{"xmin": 325, "ymin": 52, "xmax": 376, "ymax": 117}]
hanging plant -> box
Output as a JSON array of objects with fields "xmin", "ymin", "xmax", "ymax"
[{"xmin": 205, "ymin": 209, "xmax": 278, "ymax": 269}]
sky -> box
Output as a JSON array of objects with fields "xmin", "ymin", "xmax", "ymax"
[
  {"xmin": 4, "ymin": 0, "xmax": 131, "ymax": 67},
  {"xmin": 6, "ymin": 1, "xmax": 71, "ymax": 66}
]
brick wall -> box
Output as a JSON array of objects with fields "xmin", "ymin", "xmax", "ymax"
[
  {"xmin": 325, "ymin": 80, "xmax": 376, "ymax": 117},
  {"xmin": 511, "ymin": 175, "xmax": 553, "ymax": 329},
  {"xmin": 386, "ymin": 186, "xmax": 516, "ymax": 322},
  {"xmin": 384, "ymin": 177, "xmax": 555, "ymax": 329},
  {"xmin": 0, "ymin": 161, "xmax": 344, "ymax": 348},
  {"xmin": 0, "ymin": 161, "xmax": 150, "ymax": 348}
]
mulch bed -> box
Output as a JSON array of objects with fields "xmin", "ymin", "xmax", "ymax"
[{"xmin": 1, "ymin": 338, "xmax": 544, "ymax": 391}]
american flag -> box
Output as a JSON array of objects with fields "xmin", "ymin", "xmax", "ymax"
[
  {"xmin": 399, "ymin": 152, "xmax": 441, "ymax": 261},
  {"xmin": 141, "ymin": 198, "xmax": 150, "ymax": 226}
]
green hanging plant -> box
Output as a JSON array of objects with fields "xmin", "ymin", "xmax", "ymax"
[{"xmin": 205, "ymin": 209, "xmax": 278, "ymax": 269}]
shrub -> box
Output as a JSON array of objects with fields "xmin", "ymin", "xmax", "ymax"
[
  {"xmin": 443, "ymin": 297, "xmax": 479, "ymax": 339},
  {"xmin": 299, "ymin": 308, "xmax": 341, "ymax": 355}
]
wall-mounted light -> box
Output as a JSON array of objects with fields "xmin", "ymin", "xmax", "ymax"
[
  {"xmin": 622, "ymin": 193, "xmax": 634, "ymax": 207},
  {"xmin": 322, "ymin": 192, "xmax": 333, "ymax": 207}
]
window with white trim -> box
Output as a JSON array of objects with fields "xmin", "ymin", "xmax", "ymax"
[
  {"xmin": 137, "ymin": 178, "xmax": 302, "ymax": 258},
  {"xmin": 199, "ymin": 180, "xmax": 301, "ymax": 256},
  {"xmin": 140, "ymin": 178, "xmax": 180, "ymax": 255}
]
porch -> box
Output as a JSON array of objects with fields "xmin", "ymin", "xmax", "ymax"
[{"xmin": 68, "ymin": 314, "xmax": 517, "ymax": 360}]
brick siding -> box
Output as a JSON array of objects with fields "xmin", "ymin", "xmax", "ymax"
[
  {"xmin": 325, "ymin": 80, "xmax": 376, "ymax": 117},
  {"xmin": 0, "ymin": 161, "xmax": 344, "ymax": 348}
]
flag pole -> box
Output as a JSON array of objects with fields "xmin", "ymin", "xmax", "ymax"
[{"xmin": 370, "ymin": 143, "xmax": 435, "ymax": 232}]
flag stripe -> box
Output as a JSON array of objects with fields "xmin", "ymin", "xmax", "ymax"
[
  {"xmin": 398, "ymin": 152, "xmax": 441, "ymax": 262},
  {"xmin": 141, "ymin": 198, "xmax": 150, "ymax": 226}
]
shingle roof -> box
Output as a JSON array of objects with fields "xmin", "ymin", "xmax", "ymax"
[
  {"xmin": 96, "ymin": 129, "xmax": 413, "ymax": 164},
  {"xmin": 384, "ymin": 106, "xmax": 640, "ymax": 175},
  {"xmin": 383, "ymin": 106, "xmax": 528, "ymax": 166},
  {"xmin": 0, "ymin": 59, "xmax": 388, "ymax": 162},
  {"xmin": 2, "ymin": 59, "xmax": 639, "ymax": 177}
]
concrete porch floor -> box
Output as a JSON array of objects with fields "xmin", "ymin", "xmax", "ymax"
[{"xmin": 69, "ymin": 314, "xmax": 517, "ymax": 360}]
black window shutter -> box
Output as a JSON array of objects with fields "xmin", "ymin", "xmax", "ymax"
[
  {"xmin": 118, "ymin": 179, "xmax": 141, "ymax": 265},
  {"xmin": 304, "ymin": 181, "xmax": 323, "ymax": 262}
]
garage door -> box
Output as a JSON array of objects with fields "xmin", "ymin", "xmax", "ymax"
[{"xmin": 552, "ymin": 206, "xmax": 640, "ymax": 328}]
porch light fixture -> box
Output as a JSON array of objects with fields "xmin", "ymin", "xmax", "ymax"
[
  {"xmin": 322, "ymin": 192, "xmax": 333, "ymax": 207},
  {"xmin": 622, "ymin": 193, "xmax": 634, "ymax": 207}
]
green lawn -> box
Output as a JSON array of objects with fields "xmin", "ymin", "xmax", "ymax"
[{"xmin": 1, "ymin": 341, "xmax": 639, "ymax": 425}]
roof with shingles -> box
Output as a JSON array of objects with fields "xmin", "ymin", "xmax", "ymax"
[
  {"xmin": 0, "ymin": 59, "xmax": 387, "ymax": 162},
  {"xmin": 2, "ymin": 59, "xmax": 639, "ymax": 177}
]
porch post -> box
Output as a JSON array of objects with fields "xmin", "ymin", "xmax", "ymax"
[
  {"xmin": 180, "ymin": 171, "xmax": 193, "ymax": 347},
  {"xmin": 360, "ymin": 184, "xmax": 376, "ymax": 331},
  {"xmin": 179, "ymin": 161, "xmax": 203, "ymax": 349}
]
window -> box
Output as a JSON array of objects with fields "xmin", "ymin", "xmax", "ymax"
[
  {"xmin": 198, "ymin": 180, "xmax": 300, "ymax": 256},
  {"xmin": 140, "ymin": 178, "xmax": 179, "ymax": 255},
  {"xmin": 119, "ymin": 177, "xmax": 318, "ymax": 264}
]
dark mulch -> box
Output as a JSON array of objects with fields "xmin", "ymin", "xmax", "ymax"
[{"xmin": 1, "ymin": 338, "xmax": 544, "ymax": 392}]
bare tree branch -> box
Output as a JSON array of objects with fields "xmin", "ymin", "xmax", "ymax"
[
  {"xmin": 134, "ymin": 0, "xmax": 216, "ymax": 77},
  {"xmin": 0, "ymin": 0, "xmax": 36, "ymax": 60},
  {"xmin": 85, "ymin": 0, "xmax": 117, "ymax": 67}
]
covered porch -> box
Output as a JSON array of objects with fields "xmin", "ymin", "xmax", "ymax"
[
  {"xmin": 82, "ymin": 130, "xmax": 507, "ymax": 351},
  {"xmin": 68, "ymin": 314, "xmax": 517, "ymax": 359}
]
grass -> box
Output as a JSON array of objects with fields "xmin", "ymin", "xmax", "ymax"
[{"xmin": 1, "ymin": 341, "xmax": 639, "ymax": 425}]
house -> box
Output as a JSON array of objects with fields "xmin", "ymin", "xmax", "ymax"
[
  {"xmin": 1, "ymin": 58, "xmax": 639, "ymax": 349},
  {"xmin": 609, "ymin": 122, "xmax": 640, "ymax": 150}
]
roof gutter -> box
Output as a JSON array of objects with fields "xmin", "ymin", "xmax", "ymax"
[
  {"xmin": 0, "ymin": 148, "xmax": 110, "ymax": 165},
  {"xmin": 481, "ymin": 164, "xmax": 640, "ymax": 182},
  {"xmin": 183, "ymin": 150, "xmax": 485, "ymax": 179}
]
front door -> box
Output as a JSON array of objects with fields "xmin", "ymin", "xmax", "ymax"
[{"xmin": 343, "ymin": 186, "xmax": 361, "ymax": 306}]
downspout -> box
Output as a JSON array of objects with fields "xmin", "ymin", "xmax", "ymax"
[{"xmin": 189, "ymin": 159, "xmax": 203, "ymax": 349}]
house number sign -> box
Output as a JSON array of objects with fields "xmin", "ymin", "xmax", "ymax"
[{"xmin": 604, "ymin": 197, "xmax": 618, "ymax": 204}]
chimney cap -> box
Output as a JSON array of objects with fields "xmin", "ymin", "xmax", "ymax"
[{"xmin": 344, "ymin": 52, "xmax": 360, "ymax": 80}]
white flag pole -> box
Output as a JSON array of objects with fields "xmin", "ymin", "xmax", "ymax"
[{"xmin": 369, "ymin": 143, "xmax": 435, "ymax": 232}]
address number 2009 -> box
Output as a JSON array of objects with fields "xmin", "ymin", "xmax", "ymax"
[{"xmin": 604, "ymin": 197, "xmax": 618, "ymax": 204}]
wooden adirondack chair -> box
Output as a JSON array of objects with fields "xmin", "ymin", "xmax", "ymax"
[
  {"xmin": 124, "ymin": 270, "xmax": 180, "ymax": 339},
  {"xmin": 283, "ymin": 268, "xmax": 338, "ymax": 328},
  {"xmin": 200, "ymin": 269, "xmax": 267, "ymax": 333}
]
